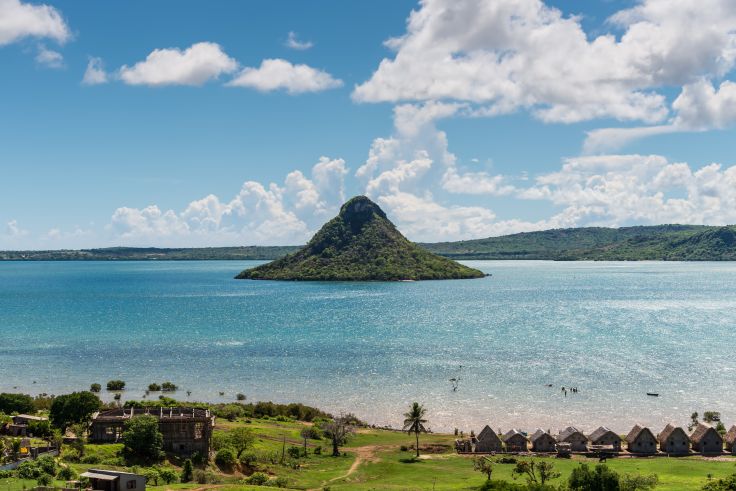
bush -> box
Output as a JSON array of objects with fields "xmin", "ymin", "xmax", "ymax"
[
  {"xmin": 400, "ymin": 445, "xmax": 409, "ymax": 452},
  {"xmin": 240, "ymin": 451, "xmax": 258, "ymax": 468},
  {"xmin": 313, "ymin": 446, "xmax": 322, "ymax": 455},
  {"xmin": 274, "ymin": 415, "xmax": 290, "ymax": 422},
  {"xmin": 90, "ymin": 383, "xmax": 101, "ymax": 393},
  {"xmin": 57, "ymin": 466, "xmax": 78, "ymax": 481},
  {"xmin": 0, "ymin": 471, "xmax": 13, "ymax": 479},
  {"xmin": 158, "ymin": 467, "xmax": 178, "ymax": 485},
  {"xmin": 245, "ymin": 472, "xmax": 269, "ymax": 485},
  {"xmin": 147, "ymin": 383, "xmax": 161, "ymax": 391},
  {"xmin": 36, "ymin": 473, "xmax": 53, "ymax": 487},
  {"xmin": 287, "ymin": 446, "xmax": 301, "ymax": 459},
  {"xmin": 36, "ymin": 455, "xmax": 57, "ymax": 476},
  {"xmin": 181, "ymin": 459, "xmax": 193, "ymax": 483},
  {"xmin": 268, "ymin": 476, "xmax": 290, "ymax": 488},
  {"xmin": 122, "ymin": 414, "xmax": 164, "ymax": 463},
  {"xmin": 236, "ymin": 393, "xmax": 246, "ymax": 401},
  {"xmin": 215, "ymin": 447, "xmax": 237, "ymax": 470},
  {"xmin": 161, "ymin": 382, "xmax": 177, "ymax": 392},
  {"xmin": 212, "ymin": 403, "xmax": 246, "ymax": 421},
  {"xmin": 107, "ymin": 380, "xmax": 126, "ymax": 391},
  {"xmin": 80, "ymin": 455, "xmax": 101, "ymax": 464},
  {"xmin": 193, "ymin": 470, "xmax": 220, "ymax": 485},
  {"xmin": 497, "ymin": 456, "xmax": 518, "ymax": 464},
  {"xmin": 17, "ymin": 461, "xmax": 42, "ymax": 479}
]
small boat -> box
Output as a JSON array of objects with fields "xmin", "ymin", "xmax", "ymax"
[{"xmin": 646, "ymin": 392, "xmax": 659, "ymax": 397}]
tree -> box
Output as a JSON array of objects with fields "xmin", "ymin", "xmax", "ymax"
[
  {"xmin": 158, "ymin": 467, "xmax": 178, "ymax": 484},
  {"xmin": 226, "ymin": 427, "xmax": 255, "ymax": 459},
  {"xmin": 322, "ymin": 416, "xmax": 354, "ymax": 457},
  {"xmin": 90, "ymin": 384, "xmax": 101, "ymax": 393},
  {"xmin": 28, "ymin": 419, "xmax": 52, "ymax": 439},
  {"xmin": 215, "ymin": 447, "xmax": 237, "ymax": 470},
  {"xmin": 513, "ymin": 460, "xmax": 560, "ymax": 485},
  {"xmin": 148, "ymin": 383, "xmax": 161, "ymax": 392},
  {"xmin": 107, "ymin": 380, "xmax": 126, "ymax": 391},
  {"xmin": 402, "ymin": 402, "xmax": 428, "ymax": 458},
  {"xmin": 181, "ymin": 459, "xmax": 194, "ymax": 483},
  {"xmin": 620, "ymin": 473, "xmax": 658, "ymax": 491},
  {"xmin": 0, "ymin": 393, "xmax": 35, "ymax": 414},
  {"xmin": 49, "ymin": 392, "xmax": 101, "ymax": 431},
  {"xmin": 122, "ymin": 415, "xmax": 163, "ymax": 463},
  {"xmin": 161, "ymin": 382, "xmax": 177, "ymax": 392},
  {"xmin": 142, "ymin": 468, "xmax": 160, "ymax": 486},
  {"xmin": 689, "ymin": 412, "xmax": 700, "ymax": 432},
  {"xmin": 300, "ymin": 427, "xmax": 319, "ymax": 457},
  {"xmin": 69, "ymin": 423, "xmax": 87, "ymax": 458},
  {"xmin": 568, "ymin": 463, "xmax": 621, "ymax": 491},
  {"xmin": 473, "ymin": 456, "xmax": 494, "ymax": 481}
]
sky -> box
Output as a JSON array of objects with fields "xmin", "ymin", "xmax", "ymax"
[{"xmin": 2, "ymin": 0, "xmax": 736, "ymax": 249}]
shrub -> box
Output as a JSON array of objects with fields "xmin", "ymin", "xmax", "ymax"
[
  {"xmin": 158, "ymin": 467, "xmax": 178, "ymax": 485},
  {"xmin": 57, "ymin": 466, "xmax": 78, "ymax": 481},
  {"xmin": 399, "ymin": 445, "xmax": 409, "ymax": 452},
  {"xmin": 161, "ymin": 382, "xmax": 177, "ymax": 392},
  {"xmin": 36, "ymin": 473, "xmax": 53, "ymax": 486},
  {"xmin": 17, "ymin": 461, "xmax": 42, "ymax": 479},
  {"xmin": 80, "ymin": 455, "xmax": 101, "ymax": 464},
  {"xmin": 287, "ymin": 446, "xmax": 301, "ymax": 459},
  {"xmin": 274, "ymin": 415, "xmax": 289, "ymax": 422},
  {"xmin": 497, "ymin": 456, "xmax": 518, "ymax": 464},
  {"xmin": 101, "ymin": 457, "xmax": 125, "ymax": 466},
  {"xmin": 36, "ymin": 455, "xmax": 57, "ymax": 476},
  {"xmin": 313, "ymin": 446, "xmax": 322, "ymax": 455},
  {"xmin": 106, "ymin": 380, "xmax": 126, "ymax": 391},
  {"xmin": 268, "ymin": 476, "xmax": 290, "ymax": 488},
  {"xmin": 90, "ymin": 384, "xmax": 101, "ymax": 393},
  {"xmin": 147, "ymin": 383, "xmax": 161, "ymax": 392},
  {"xmin": 245, "ymin": 472, "xmax": 269, "ymax": 485},
  {"xmin": 236, "ymin": 393, "xmax": 246, "ymax": 401},
  {"xmin": 301, "ymin": 427, "xmax": 322, "ymax": 440},
  {"xmin": 181, "ymin": 459, "xmax": 193, "ymax": 483},
  {"xmin": 240, "ymin": 451, "xmax": 258, "ymax": 468},
  {"xmin": 194, "ymin": 469, "xmax": 207, "ymax": 485},
  {"xmin": 122, "ymin": 414, "xmax": 164, "ymax": 463},
  {"xmin": 215, "ymin": 447, "xmax": 237, "ymax": 470},
  {"xmin": 0, "ymin": 471, "xmax": 13, "ymax": 479}
]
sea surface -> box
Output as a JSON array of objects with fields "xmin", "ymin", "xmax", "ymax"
[{"xmin": 1, "ymin": 260, "xmax": 734, "ymax": 434}]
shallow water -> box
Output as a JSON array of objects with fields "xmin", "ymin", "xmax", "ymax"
[{"xmin": 1, "ymin": 260, "xmax": 734, "ymax": 434}]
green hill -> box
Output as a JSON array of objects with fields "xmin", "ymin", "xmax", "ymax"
[{"xmin": 235, "ymin": 196, "xmax": 486, "ymax": 281}]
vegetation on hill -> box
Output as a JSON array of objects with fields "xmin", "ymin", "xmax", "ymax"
[{"xmin": 236, "ymin": 196, "xmax": 486, "ymax": 281}]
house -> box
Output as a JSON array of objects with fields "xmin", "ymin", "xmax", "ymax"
[
  {"xmin": 455, "ymin": 439, "xmax": 472, "ymax": 453},
  {"xmin": 557, "ymin": 426, "xmax": 588, "ymax": 452},
  {"xmin": 474, "ymin": 425, "xmax": 503, "ymax": 453},
  {"xmin": 690, "ymin": 423, "xmax": 723, "ymax": 455},
  {"xmin": 658, "ymin": 424, "xmax": 690, "ymax": 454},
  {"xmin": 588, "ymin": 426, "xmax": 622, "ymax": 451},
  {"xmin": 625, "ymin": 425, "xmax": 657, "ymax": 454},
  {"xmin": 502, "ymin": 429, "xmax": 528, "ymax": 452},
  {"xmin": 90, "ymin": 407, "xmax": 214, "ymax": 455},
  {"xmin": 80, "ymin": 469, "xmax": 145, "ymax": 491},
  {"xmin": 5, "ymin": 414, "xmax": 47, "ymax": 437},
  {"xmin": 724, "ymin": 426, "xmax": 736, "ymax": 454},
  {"xmin": 529, "ymin": 429, "xmax": 557, "ymax": 453}
]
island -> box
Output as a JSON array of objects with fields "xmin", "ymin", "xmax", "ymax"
[{"xmin": 235, "ymin": 196, "xmax": 486, "ymax": 281}]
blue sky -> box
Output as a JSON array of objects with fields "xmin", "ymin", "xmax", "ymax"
[{"xmin": 2, "ymin": 0, "xmax": 736, "ymax": 248}]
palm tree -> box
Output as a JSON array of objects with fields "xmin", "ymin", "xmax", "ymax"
[{"xmin": 403, "ymin": 402, "xmax": 428, "ymax": 458}]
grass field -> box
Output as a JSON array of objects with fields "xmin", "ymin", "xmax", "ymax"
[{"xmin": 5, "ymin": 417, "xmax": 736, "ymax": 490}]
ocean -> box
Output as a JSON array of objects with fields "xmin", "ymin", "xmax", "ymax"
[{"xmin": 1, "ymin": 260, "xmax": 734, "ymax": 434}]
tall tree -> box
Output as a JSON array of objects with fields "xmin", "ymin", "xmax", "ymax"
[
  {"xmin": 226, "ymin": 427, "xmax": 255, "ymax": 459},
  {"xmin": 0, "ymin": 393, "xmax": 35, "ymax": 414},
  {"xmin": 402, "ymin": 402, "xmax": 428, "ymax": 458},
  {"xmin": 122, "ymin": 415, "xmax": 164, "ymax": 463},
  {"xmin": 322, "ymin": 416, "xmax": 354, "ymax": 457},
  {"xmin": 49, "ymin": 392, "xmax": 101, "ymax": 431}
]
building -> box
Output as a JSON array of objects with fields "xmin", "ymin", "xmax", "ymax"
[
  {"xmin": 557, "ymin": 426, "xmax": 588, "ymax": 452},
  {"xmin": 625, "ymin": 425, "xmax": 657, "ymax": 454},
  {"xmin": 690, "ymin": 423, "xmax": 723, "ymax": 455},
  {"xmin": 80, "ymin": 469, "xmax": 145, "ymax": 491},
  {"xmin": 529, "ymin": 429, "xmax": 557, "ymax": 453},
  {"xmin": 5, "ymin": 415, "xmax": 47, "ymax": 437},
  {"xmin": 588, "ymin": 426, "xmax": 622, "ymax": 451},
  {"xmin": 90, "ymin": 407, "xmax": 214, "ymax": 455},
  {"xmin": 502, "ymin": 429, "xmax": 528, "ymax": 452},
  {"xmin": 474, "ymin": 425, "xmax": 503, "ymax": 453},
  {"xmin": 724, "ymin": 426, "xmax": 736, "ymax": 454},
  {"xmin": 658, "ymin": 424, "xmax": 690, "ymax": 454}
]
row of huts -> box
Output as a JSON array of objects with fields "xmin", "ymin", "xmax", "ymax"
[{"xmin": 456, "ymin": 422, "xmax": 736, "ymax": 456}]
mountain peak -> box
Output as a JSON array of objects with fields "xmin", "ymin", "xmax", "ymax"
[{"xmin": 236, "ymin": 196, "xmax": 485, "ymax": 281}]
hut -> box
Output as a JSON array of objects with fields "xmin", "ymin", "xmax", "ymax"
[
  {"xmin": 625, "ymin": 425, "xmax": 657, "ymax": 454},
  {"xmin": 557, "ymin": 426, "xmax": 588, "ymax": 452},
  {"xmin": 588, "ymin": 426, "xmax": 622, "ymax": 451},
  {"xmin": 502, "ymin": 429, "xmax": 529, "ymax": 452},
  {"xmin": 690, "ymin": 423, "xmax": 723, "ymax": 455},
  {"xmin": 455, "ymin": 439, "xmax": 472, "ymax": 453},
  {"xmin": 724, "ymin": 426, "xmax": 736, "ymax": 454},
  {"xmin": 474, "ymin": 425, "xmax": 503, "ymax": 453},
  {"xmin": 658, "ymin": 424, "xmax": 690, "ymax": 454},
  {"xmin": 529, "ymin": 429, "xmax": 557, "ymax": 453}
]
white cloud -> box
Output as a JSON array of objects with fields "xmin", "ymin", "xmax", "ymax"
[
  {"xmin": 354, "ymin": 0, "xmax": 736, "ymax": 124},
  {"xmin": 108, "ymin": 157, "xmax": 348, "ymax": 246},
  {"xmin": 5, "ymin": 219, "xmax": 27, "ymax": 237},
  {"xmin": 82, "ymin": 56, "xmax": 108, "ymax": 85},
  {"xmin": 34, "ymin": 43, "xmax": 62, "ymax": 68},
  {"xmin": 0, "ymin": 0, "xmax": 69, "ymax": 46},
  {"xmin": 119, "ymin": 42, "xmax": 238, "ymax": 86},
  {"xmin": 227, "ymin": 58, "xmax": 342, "ymax": 94},
  {"xmin": 284, "ymin": 31, "xmax": 313, "ymax": 50}
]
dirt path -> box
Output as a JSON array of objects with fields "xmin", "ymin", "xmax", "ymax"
[{"xmin": 313, "ymin": 444, "xmax": 391, "ymax": 489}]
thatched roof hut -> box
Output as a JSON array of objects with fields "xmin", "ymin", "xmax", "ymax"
[
  {"xmin": 502, "ymin": 429, "xmax": 529, "ymax": 452},
  {"xmin": 691, "ymin": 423, "xmax": 723, "ymax": 455},
  {"xmin": 475, "ymin": 425, "xmax": 503, "ymax": 453},
  {"xmin": 529, "ymin": 429, "xmax": 556, "ymax": 453},
  {"xmin": 625, "ymin": 424, "xmax": 657, "ymax": 454},
  {"xmin": 588, "ymin": 426, "xmax": 622, "ymax": 451},
  {"xmin": 557, "ymin": 426, "xmax": 588, "ymax": 452},
  {"xmin": 658, "ymin": 424, "xmax": 690, "ymax": 454},
  {"xmin": 724, "ymin": 426, "xmax": 736, "ymax": 453}
]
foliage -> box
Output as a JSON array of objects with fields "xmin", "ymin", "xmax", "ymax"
[
  {"xmin": 28, "ymin": 419, "xmax": 52, "ymax": 439},
  {"xmin": 321, "ymin": 416, "xmax": 355, "ymax": 457},
  {"xmin": 226, "ymin": 427, "xmax": 256, "ymax": 458},
  {"xmin": 90, "ymin": 383, "xmax": 101, "ymax": 393},
  {"xmin": 236, "ymin": 393, "xmax": 246, "ymax": 401},
  {"xmin": 240, "ymin": 451, "xmax": 258, "ymax": 468},
  {"xmin": 474, "ymin": 456, "xmax": 494, "ymax": 481},
  {"xmin": 69, "ymin": 423, "xmax": 87, "ymax": 458},
  {"xmin": 17, "ymin": 456, "xmax": 56, "ymax": 480},
  {"xmin": 106, "ymin": 380, "xmax": 126, "ymax": 391},
  {"xmin": 180, "ymin": 459, "xmax": 193, "ymax": 483},
  {"xmin": 245, "ymin": 472, "xmax": 269, "ymax": 485},
  {"xmin": 703, "ymin": 473, "xmax": 736, "ymax": 490},
  {"xmin": 161, "ymin": 382, "xmax": 177, "ymax": 392},
  {"xmin": 49, "ymin": 391, "xmax": 101, "ymax": 430},
  {"xmin": 147, "ymin": 383, "xmax": 161, "ymax": 391},
  {"xmin": 142, "ymin": 468, "xmax": 160, "ymax": 486},
  {"xmin": 512, "ymin": 461, "xmax": 560, "ymax": 485},
  {"xmin": 403, "ymin": 402, "xmax": 429, "ymax": 458},
  {"xmin": 0, "ymin": 393, "xmax": 35, "ymax": 414},
  {"xmin": 36, "ymin": 473, "xmax": 53, "ymax": 486},
  {"xmin": 236, "ymin": 196, "xmax": 485, "ymax": 281},
  {"xmin": 215, "ymin": 447, "xmax": 237, "ymax": 470},
  {"xmin": 122, "ymin": 415, "xmax": 163, "ymax": 463},
  {"xmin": 620, "ymin": 472, "xmax": 659, "ymax": 491},
  {"xmin": 57, "ymin": 466, "xmax": 78, "ymax": 481},
  {"xmin": 569, "ymin": 463, "xmax": 622, "ymax": 491},
  {"xmin": 157, "ymin": 467, "xmax": 178, "ymax": 484},
  {"xmin": 287, "ymin": 446, "xmax": 301, "ymax": 459}
]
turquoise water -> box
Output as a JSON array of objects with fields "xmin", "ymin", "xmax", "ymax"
[{"xmin": 1, "ymin": 260, "xmax": 735, "ymax": 434}]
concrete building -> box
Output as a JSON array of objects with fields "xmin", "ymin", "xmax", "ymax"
[
  {"xmin": 474, "ymin": 425, "xmax": 503, "ymax": 453},
  {"xmin": 502, "ymin": 429, "xmax": 528, "ymax": 452},
  {"xmin": 658, "ymin": 424, "xmax": 690, "ymax": 454},
  {"xmin": 588, "ymin": 426, "xmax": 622, "ymax": 452},
  {"xmin": 5, "ymin": 415, "xmax": 47, "ymax": 437},
  {"xmin": 529, "ymin": 429, "xmax": 557, "ymax": 453},
  {"xmin": 557, "ymin": 426, "xmax": 588, "ymax": 452},
  {"xmin": 90, "ymin": 407, "xmax": 214, "ymax": 455},
  {"xmin": 690, "ymin": 423, "xmax": 723, "ymax": 455},
  {"xmin": 625, "ymin": 425, "xmax": 657, "ymax": 454},
  {"xmin": 81, "ymin": 469, "xmax": 145, "ymax": 491}
]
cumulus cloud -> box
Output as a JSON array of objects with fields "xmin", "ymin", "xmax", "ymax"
[
  {"xmin": 108, "ymin": 157, "xmax": 348, "ymax": 246},
  {"xmin": 284, "ymin": 31, "xmax": 313, "ymax": 50},
  {"xmin": 227, "ymin": 58, "xmax": 342, "ymax": 94},
  {"xmin": 5, "ymin": 219, "xmax": 27, "ymax": 237},
  {"xmin": 0, "ymin": 0, "xmax": 69, "ymax": 46},
  {"xmin": 119, "ymin": 42, "xmax": 238, "ymax": 86},
  {"xmin": 34, "ymin": 43, "xmax": 62, "ymax": 67},
  {"xmin": 82, "ymin": 56, "xmax": 108, "ymax": 85},
  {"xmin": 354, "ymin": 0, "xmax": 736, "ymax": 125}
]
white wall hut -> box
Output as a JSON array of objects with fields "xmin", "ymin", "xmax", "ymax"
[
  {"xmin": 557, "ymin": 427, "xmax": 588, "ymax": 452},
  {"xmin": 625, "ymin": 425, "xmax": 657, "ymax": 454}
]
